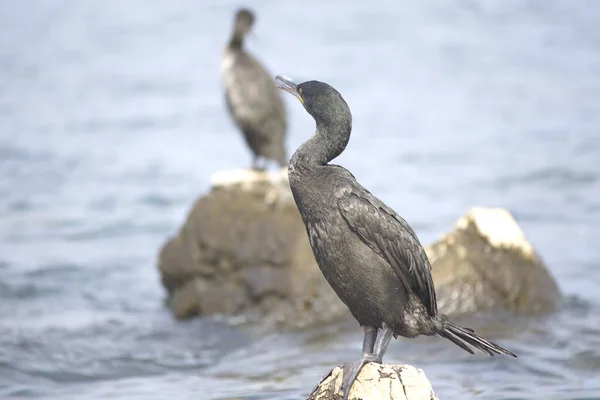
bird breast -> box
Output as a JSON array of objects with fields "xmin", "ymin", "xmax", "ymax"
[{"xmin": 220, "ymin": 48, "xmax": 237, "ymax": 74}]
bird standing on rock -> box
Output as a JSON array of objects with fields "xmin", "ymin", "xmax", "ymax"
[
  {"xmin": 275, "ymin": 76, "xmax": 516, "ymax": 400},
  {"xmin": 221, "ymin": 9, "xmax": 287, "ymax": 170}
]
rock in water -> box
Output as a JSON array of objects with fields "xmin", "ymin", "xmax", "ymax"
[
  {"xmin": 307, "ymin": 363, "xmax": 438, "ymax": 400},
  {"xmin": 427, "ymin": 207, "xmax": 561, "ymax": 316},
  {"xmin": 157, "ymin": 173, "xmax": 560, "ymax": 328},
  {"xmin": 158, "ymin": 168, "xmax": 346, "ymax": 328}
]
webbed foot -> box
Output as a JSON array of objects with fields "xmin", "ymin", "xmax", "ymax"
[{"xmin": 340, "ymin": 353, "xmax": 380, "ymax": 400}]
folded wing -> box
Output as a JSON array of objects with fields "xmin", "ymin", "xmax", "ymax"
[{"xmin": 337, "ymin": 185, "xmax": 437, "ymax": 316}]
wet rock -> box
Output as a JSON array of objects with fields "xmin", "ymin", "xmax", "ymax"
[
  {"xmin": 157, "ymin": 170, "xmax": 560, "ymax": 327},
  {"xmin": 307, "ymin": 363, "xmax": 438, "ymax": 400}
]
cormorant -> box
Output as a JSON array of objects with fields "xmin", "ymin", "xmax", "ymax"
[
  {"xmin": 275, "ymin": 76, "xmax": 516, "ymax": 400},
  {"xmin": 221, "ymin": 9, "xmax": 287, "ymax": 170}
]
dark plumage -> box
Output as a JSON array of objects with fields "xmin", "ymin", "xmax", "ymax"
[
  {"xmin": 221, "ymin": 9, "xmax": 287, "ymax": 170},
  {"xmin": 275, "ymin": 76, "xmax": 516, "ymax": 400}
]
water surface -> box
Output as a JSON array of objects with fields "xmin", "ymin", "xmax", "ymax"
[{"xmin": 1, "ymin": 0, "xmax": 599, "ymax": 398}]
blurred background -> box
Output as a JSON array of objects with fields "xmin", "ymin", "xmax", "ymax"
[{"xmin": 1, "ymin": 0, "xmax": 599, "ymax": 399}]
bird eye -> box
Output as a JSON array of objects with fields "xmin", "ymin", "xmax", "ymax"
[{"xmin": 298, "ymin": 87, "xmax": 303, "ymax": 95}]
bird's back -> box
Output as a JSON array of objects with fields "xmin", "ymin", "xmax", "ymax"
[{"xmin": 221, "ymin": 48, "xmax": 287, "ymax": 165}]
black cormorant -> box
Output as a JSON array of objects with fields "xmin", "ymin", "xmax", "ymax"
[
  {"xmin": 275, "ymin": 76, "xmax": 516, "ymax": 400},
  {"xmin": 221, "ymin": 9, "xmax": 287, "ymax": 170}
]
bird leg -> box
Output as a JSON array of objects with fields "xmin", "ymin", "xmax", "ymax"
[
  {"xmin": 372, "ymin": 324, "xmax": 394, "ymax": 362},
  {"xmin": 340, "ymin": 326, "xmax": 378, "ymax": 400},
  {"xmin": 307, "ymin": 326, "xmax": 377, "ymax": 398},
  {"xmin": 250, "ymin": 155, "xmax": 268, "ymax": 171}
]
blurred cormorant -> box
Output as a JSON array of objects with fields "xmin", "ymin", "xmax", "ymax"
[
  {"xmin": 221, "ymin": 9, "xmax": 287, "ymax": 170},
  {"xmin": 275, "ymin": 76, "xmax": 516, "ymax": 400}
]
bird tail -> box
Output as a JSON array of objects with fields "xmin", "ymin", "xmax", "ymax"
[{"xmin": 440, "ymin": 321, "xmax": 517, "ymax": 358}]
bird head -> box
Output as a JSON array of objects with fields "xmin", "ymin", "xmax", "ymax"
[
  {"xmin": 234, "ymin": 8, "xmax": 255, "ymax": 38},
  {"xmin": 275, "ymin": 76, "xmax": 351, "ymax": 128}
]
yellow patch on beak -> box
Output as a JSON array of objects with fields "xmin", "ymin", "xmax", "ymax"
[
  {"xmin": 280, "ymin": 87, "xmax": 303, "ymax": 104},
  {"xmin": 275, "ymin": 76, "xmax": 303, "ymax": 104}
]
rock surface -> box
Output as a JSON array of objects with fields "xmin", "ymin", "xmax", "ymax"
[
  {"xmin": 157, "ymin": 170, "xmax": 560, "ymax": 328},
  {"xmin": 307, "ymin": 363, "xmax": 438, "ymax": 400},
  {"xmin": 427, "ymin": 206, "xmax": 560, "ymax": 316},
  {"xmin": 158, "ymin": 168, "xmax": 347, "ymax": 328}
]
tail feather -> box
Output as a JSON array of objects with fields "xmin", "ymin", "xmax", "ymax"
[
  {"xmin": 442, "ymin": 329, "xmax": 475, "ymax": 354},
  {"xmin": 441, "ymin": 321, "xmax": 517, "ymax": 358}
]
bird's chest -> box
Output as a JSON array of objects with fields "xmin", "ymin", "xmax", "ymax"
[
  {"xmin": 291, "ymin": 172, "xmax": 360, "ymax": 279},
  {"xmin": 220, "ymin": 50, "xmax": 236, "ymax": 75},
  {"xmin": 306, "ymin": 220, "xmax": 337, "ymax": 260},
  {"xmin": 220, "ymin": 52, "xmax": 256, "ymax": 110},
  {"xmin": 220, "ymin": 51, "xmax": 238, "ymax": 89},
  {"xmin": 293, "ymin": 187, "xmax": 342, "ymax": 256},
  {"xmin": 305, "ymin": 217, "xmax": 358, "ymax": 281}
]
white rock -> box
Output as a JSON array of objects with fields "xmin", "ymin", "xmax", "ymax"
[
  {"xmin": 210, "ymin": 167, "xmax": 289, "ymax": 189},
  {"xmin": 308, "ymin": 363, "xmax": 438, "ymax": 400},
  {"xmin": 455, "ymin": 206, "xmax": 535, "ymax": 259}
]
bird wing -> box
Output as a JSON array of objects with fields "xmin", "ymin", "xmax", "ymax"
[
  {"xmin": 337, "ymin": 185, "xmax": 437, "ymax": 316},
  {"xmin": 223, "ymin": 52, "xmax": 286, "ymax": 138}
]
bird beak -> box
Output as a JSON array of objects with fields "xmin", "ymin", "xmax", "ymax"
[{"xmin": 276, "ymin": 76, "xmax": 303, "ymax": 104}]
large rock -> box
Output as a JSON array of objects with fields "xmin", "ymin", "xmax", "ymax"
[
  {"xmin": 158, "ymin": 168, "xmax": 347, "ymax": 328},
  {"xmin": 157, "ymin": 170, "xmax": 560, "ymax": 328},
  {"xmin": 428, "ymin": 207, "xmax": 560, "ymax": 316},
  {"xmin": 307, "ymin": 363, "xmax": 438, "ymax": 400}
]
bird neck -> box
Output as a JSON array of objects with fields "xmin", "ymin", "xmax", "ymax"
[
  {"xmin": 228, "ymin": 27, "xmax": 246, "ymax": 50},
  {"xmin": 290, "ymin": 119, "xmax": 351, "ymax": 174},
  {"xmin": 228, "ymin": 36, "xmax": 244, "ymax": 50}
]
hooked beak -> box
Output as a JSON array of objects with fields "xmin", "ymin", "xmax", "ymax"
[{"xmin": 276, "ymin": 75, "xmax": 303, "ymax": 104}]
